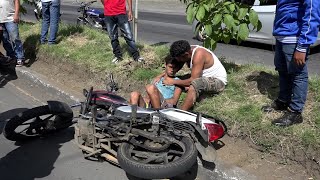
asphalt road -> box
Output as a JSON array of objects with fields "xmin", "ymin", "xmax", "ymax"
[
  {"xmin": 0, "ymin": 70, "xmax": 130, "ymax": 180},
  {"xmin": 22, "ymin": 4, "xmax": 320, "ymax": 75}
]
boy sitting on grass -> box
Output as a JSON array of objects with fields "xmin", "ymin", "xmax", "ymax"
[{"xmin": 130, "ymin": 55, "xmax": 183, "ymax": 109}]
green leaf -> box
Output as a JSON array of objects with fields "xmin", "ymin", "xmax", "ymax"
[
  {"xmin": 196, "ymin": 5, "xmax": 206, "ymax": 21},
  {"xmin": 238, "ymin": 23, "xmax": 249, "ymax": 40},
  {"xmin": 222, "ymin": 33, "xmax": 231, "ymax": 44},
  {"xmin": 186, "ymin": 4, "xmax": 196, "ymax": 24},
  {"xmin": 257, "ymin": 20, "xmax": 262, "ymax": 31},
  {"xmin": 203, "ymin": 4, "xmax": 210, "ymax": 11},
  {"xmin": 238, "ymin": 8, "xmax": 248, "ymax": 20},
  {"xmin": 212, "ymin": 14, "xmax": 222, "ymax": 25},
  {"xmin": 205, "ymin": 25, "xmax": 213, "ymax": 36},
  {"xmin": 224, "ymin": 1, "xmax": 232, "ymax": 6},
  {"xmin": 204, "ymin": 38, "xmax": 211, "ymax": 48},
  {"xmin": 228, "ymin": 3, "xmax": 236, "ymax": 13},
  {"xmin": 249, "ymin": 9, "xmax": 259, "ymax": 27},
  {"xmin": 210, "ymin": 39, "xmax": 217, "ymax": 50},
  {"xmin": 223, "ymin": 14, "xmax": 234, "ymax": 29}
]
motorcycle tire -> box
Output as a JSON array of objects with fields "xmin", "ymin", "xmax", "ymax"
[
  {"xmin": 4, "ymin": 105, "xmax": 73, "ymax": 141},
  {"xmin": 117, "ymin": 137, "xmax": 198, "ymax": 179}
]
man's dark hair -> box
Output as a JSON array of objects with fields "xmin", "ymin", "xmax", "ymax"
[{"xmin": 170, "ymin": 40, "xmax": 191, "ymax": 58}]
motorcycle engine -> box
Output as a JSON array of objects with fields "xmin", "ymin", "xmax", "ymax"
[{"xmin": 75, "ymin": 116, "xmax": 94, "ymax": 146}]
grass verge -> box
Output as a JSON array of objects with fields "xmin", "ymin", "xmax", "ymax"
[{"xmin": 19, "ymin": 22, "xmax": 320, "ymax": 177}]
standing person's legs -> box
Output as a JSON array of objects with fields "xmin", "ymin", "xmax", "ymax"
[
  {"xmin": 48, "ymin": 0, "xmax": 60, "ymax": 44},
  {"xmin": 40, "ymin": 2, "xmax": 51, "ymax": 44},
  {"xmin": 2, "ymin": 24, "xmax": 15, "ymax": 59},
  {"xmin": 274, "ymin": 41, "xmax": 294, "ymax": 103},
  {"xmin": 117, "ymin": 14, "xmax": 141, "ymax": 61},
  {"xmin": 262, "ymin": 41, "xmax": 291, "ymax": 112},
  {"xmin": 283, "ymin": 46, "xmax": 309, "ymax": 113},
  {"xmin": 3, "ymin": 22, "xmax": 25, "ymax": 65},
  {"xmin": 272, "ymin": 43, "xmax": 306, "ymax": 126},
  {"xmin": 104, "ymin": 16, "xmax": 122, "ymax": 61}
]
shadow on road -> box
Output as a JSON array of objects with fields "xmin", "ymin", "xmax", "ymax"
[
  {"xmin": 246, "ymin": 71, "xmax": 279, "ymax": 100},
  {"xmin": 0, "ymin": 62, "xmax": 18, "ymax": 88},
  {"xmin": 0, "ymin": 108, "xmax": 28, "ymax": 134},
  {"xmin": 0, "ymin": 128, "xmax": 74, "ymax": 180}
]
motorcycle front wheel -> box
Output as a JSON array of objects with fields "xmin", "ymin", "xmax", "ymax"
[
  {"xmin": 117, "ymin": 137, "xmax": 197, "ymax": 179},
  {"xmin": 4, "ymin": 105, "xmax": 73, "ymax": 141}
]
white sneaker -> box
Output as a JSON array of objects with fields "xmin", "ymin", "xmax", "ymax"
[
  {"xmin": 112, "ymin": 57, "xmax": 122, "ymax": 64},
  {"xmin": 135, "ymin": 57, "xmax": 144, "ymax": 63}
]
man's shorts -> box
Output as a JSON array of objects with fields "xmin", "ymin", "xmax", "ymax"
[{"xmin": 191, "ymin": 77, "xmax": 225, "ymax": 100}]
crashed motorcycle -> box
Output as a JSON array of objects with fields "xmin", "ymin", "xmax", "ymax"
[{"xmin": 3, "ymin": 74, "xmax": 227, "ymax": 179}]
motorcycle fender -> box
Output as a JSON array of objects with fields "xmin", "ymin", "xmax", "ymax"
[
  {"xmin": 195, "ymin": 142, "xmax": 217, "ymax": 163},
  {"xmin": 47, "ymin": 101, "xmax": 73, "ymax": 116}
]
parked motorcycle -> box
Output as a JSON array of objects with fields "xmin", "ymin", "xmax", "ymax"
[
  {"xmin": 3, "ymin": 74, "xmax": 227, "ymax": 179},
  {"xmin": 76, "ymin": 0, "xmax": 105, "ymax": 29}
]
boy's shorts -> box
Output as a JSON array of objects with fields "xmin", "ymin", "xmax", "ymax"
[
  {"xmin": 145, "ymin": 93, "xmax": 174, "ymax": 109},
  {"xmin": 191, "ymin": 77, "xmax": 225, "ymax": 100}
]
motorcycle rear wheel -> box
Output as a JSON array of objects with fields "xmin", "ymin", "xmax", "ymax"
[
  {"xmin": 4, "ymin": 105, "xmax": 73, "ymax": 141},
  {"xmin": 117, "ymin": 137, "xmax": 197, "ymax": 179}
]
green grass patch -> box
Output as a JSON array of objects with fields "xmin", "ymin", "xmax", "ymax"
[{"xmin": 19, "ymin": 22, "xmax": 320, "ymax": 171}]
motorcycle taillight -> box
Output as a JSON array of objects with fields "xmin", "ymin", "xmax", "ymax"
[{"xmin": 204, "ymin": 123, "xmax": 224, "ymax": 142}]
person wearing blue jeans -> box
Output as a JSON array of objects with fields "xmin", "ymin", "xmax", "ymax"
[
  {"xmin": 0, "ymin": 0, "xmax": 25, "ymax": 66},
  {"xmin": 262, "ymin": 0, "xmax": 320, "ymax": 126},
  {"xmin": 40, "ymin": 0, "xmax": 60, "ymax": 44},
  {"xmin": 101, "ymin": 0, "xmax": 143, "ymax": 63}
]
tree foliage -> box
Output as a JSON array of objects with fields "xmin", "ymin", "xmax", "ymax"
[{"xmin": 181, "ymin": 0, "xmax": 262, "ymax": 50}]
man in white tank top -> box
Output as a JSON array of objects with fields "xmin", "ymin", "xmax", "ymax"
[{"xmin": 162, "ymin": 40, "xmax": 227, "ymax": 111}]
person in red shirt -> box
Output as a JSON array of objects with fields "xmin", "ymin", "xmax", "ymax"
[{"xmin": 101, "ymin": 0, "xmax": 144, "ymax": 63}]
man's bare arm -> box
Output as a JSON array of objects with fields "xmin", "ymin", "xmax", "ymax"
[
  {"xmin": 127, "ymin": 0, "xmax": 133, "ymax": 13},
  {"xmin": 171, "ymin": 50, "xmax": 204, "ymax": 87},
  {"xmin": 14, "ymin": 0, "xmax": 20, "ymax": 23}
]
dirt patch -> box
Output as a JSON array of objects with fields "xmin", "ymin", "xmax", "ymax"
[{"xmin": 25, "ymin": 55, "xmax": 317, "ymax": 179}]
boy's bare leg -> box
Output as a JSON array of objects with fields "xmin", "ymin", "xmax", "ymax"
[
  {"xmin": 130, "ymin": 91, "xmax": 146, "ymax": 107},
  {"xmin": 181, "ymin": 85, "xmax": 196, "ymax": 111},
  {"xmin": 145, "ymin": 84, "xmax": 161, "ymax": 109}
]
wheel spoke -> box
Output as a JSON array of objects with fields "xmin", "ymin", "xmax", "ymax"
[
  {"xmin": 16, "ymin": 127, "xmax": 31, "ymax": 134},
  {"xmin": 140, "ymin": 154, "xmax": 161, "ymax": 164},
  {"xmin": 168, "ymin": 149, "xmax": 184, "ymax": 156},
  {"xmin": 16, "ymin": 114, "xmax": 54, "ymax": 135},
  {"xmin": 42, "ymin": 114, "xmax": 55, "ymax": 121},
  {"xmin": 21, "ymin": 122, "xmax": 32, "ymax": 125}
]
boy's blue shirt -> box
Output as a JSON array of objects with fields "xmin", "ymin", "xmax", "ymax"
[{"xmin": 155, "ymin": 77, "xmax": 180, "ymax": 99}]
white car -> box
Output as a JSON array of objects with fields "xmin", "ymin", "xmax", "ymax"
[{"xmin": 192, "ymin": 0, "xmax": 320, "ymax": 46}]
